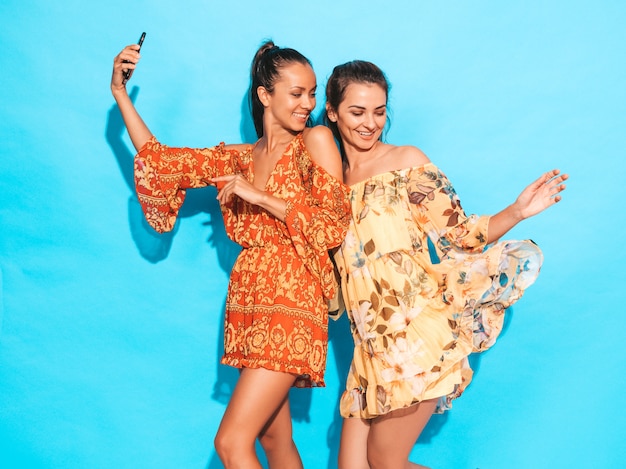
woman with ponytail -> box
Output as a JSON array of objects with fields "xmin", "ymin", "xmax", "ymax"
[{"xmin": 111, "ymin": 40, "xmax": 350, "ymax": 468}]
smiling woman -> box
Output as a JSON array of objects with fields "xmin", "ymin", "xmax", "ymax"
[
  {"xmin": 110, "ymin": 39, "xmax": 351, "ymax": 468},
  {"xmin": 256, "ymin": 62, "xmax": 317, "ymax": 129},
  {"xmin": 325, "ymin": 60, "xmax": 568, "ymax": 469}
]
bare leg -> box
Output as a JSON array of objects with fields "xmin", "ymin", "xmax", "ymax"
[
  {"xmin": 367, "ymin": 399, "xmax": 438, "ymax": 469},
  {"xmin": 214, "ymin": 367, "xmax": 301, "ymax": 469},
  {"xmin": 338, "ymin": 417, "xmax": 370, "ymax": 469},
  {"xmin": 258, "ymin": 394, "xmax": 303, "ymax": 469}
]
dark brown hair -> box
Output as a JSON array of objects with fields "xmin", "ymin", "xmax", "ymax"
[
  {"xmin": 249, "ymin": 40, "xmax": 313, "ymax": 138},
  {"xmin": 324, "ymin": 60, "xmax": 390, "ymax": 155}
]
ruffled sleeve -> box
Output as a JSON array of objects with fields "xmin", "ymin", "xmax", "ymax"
[
  {"xmin": 284, "ymin": 149, "xmax": 351, "ymax": 300},
  {"xmin": 407, "ymin": 165, "xmax": 490, "ymax": 259},
  {"xmin": 134, "ymin": 137, "xmax": 232, "ymax": 233}
]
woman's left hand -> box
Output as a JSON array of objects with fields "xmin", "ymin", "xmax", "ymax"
[
  {"xmin": 211, "ymin": 174, "xmax": 265, "ymax": 206},
  {"xmin": 515, "ymin": 169, "xmax": 568, "ymax": 220}
]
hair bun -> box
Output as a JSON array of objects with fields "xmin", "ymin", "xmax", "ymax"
[{"xmin": 258, "ymin": 40, "xmax": 277, "ymax": 56}]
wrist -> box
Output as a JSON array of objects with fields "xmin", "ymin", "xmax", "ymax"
[
  {"xmin": 508, "ymin": 201, "xmax": 525, "ymax": 222},
  {"xmin": 111, "ymin": 85, "xmax": 128, "ymax": 98}
]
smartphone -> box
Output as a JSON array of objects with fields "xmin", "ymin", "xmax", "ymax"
[{"xmin": 122, "ymin": 32, "xmax": 146, "ymax": 83}]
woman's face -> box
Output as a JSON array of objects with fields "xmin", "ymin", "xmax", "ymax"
[
  {"xmin": 261, "ymin": 62, "xmax": 317, "ymax": 133},
  {"xmin": 329, "ymin": 82, "xmax": 387, "ymax": 152}
]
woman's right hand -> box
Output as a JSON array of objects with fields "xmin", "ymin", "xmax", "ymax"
[
  {"xmin": 111, "ymin": 45, "xmax": 141, "ymax": 94},
  {"xmin": 109, "ymin": 44, "xmax": 153, "ymax": 151}
]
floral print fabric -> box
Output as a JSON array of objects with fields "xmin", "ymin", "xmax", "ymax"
[
  {"xmin": 135, "ymin": 134, "xmax": 351, "ymax": 386},
  {"xmin": 333, "ymin": 164, "xmax": 542, "ymax": 417}
]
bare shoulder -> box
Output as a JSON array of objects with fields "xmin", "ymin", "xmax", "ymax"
[
  {"xmin": 387, "ymin": 145, "xmax": 430, "ymax": 168},
  {"xmin": 302, "ymin": 126, "xmax": 335, "ymax": 150},
  {"xmin": 302, "ymin": 126, "xmax": 342, "ymax": 179}
]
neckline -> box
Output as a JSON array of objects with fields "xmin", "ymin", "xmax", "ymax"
[
  {"xmin": 250, "ymin": 132, "xmax": 301, "ymax": 190},
  {"xmin": 348, "ymin": 162, "xmax": 435, "ymax": 188}
]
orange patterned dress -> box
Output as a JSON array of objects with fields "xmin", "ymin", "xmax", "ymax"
[{"xmin": 134, "ymin": 133, "xmax": 350, "ymax": 387}]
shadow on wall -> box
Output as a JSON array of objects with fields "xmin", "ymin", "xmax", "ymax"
[
  {"xmin": 0, "ymin": 266, "xmax": 3, "ymax": 334},
  {"xmin": 326, "ymin": 313, "xmax": 355, "ymax": 468},
  {"xmin": 105, "ymin": 87, "xmax": 175, "ymax": 263},
  {"xmin": 240, "ymin": 87, "xmax": 258, "ymax": 144},
  {"xmin": 105, "ymin": 86, "xmax": 245, "ymax": 269}
]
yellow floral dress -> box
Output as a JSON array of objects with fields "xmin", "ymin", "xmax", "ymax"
[
  {"xmin": 333, "ymin": 164, "xmax": 542, "ymax": 418},
  {"xmin": 135, "ymin": 133, "xmax": 351, "ymax": 387}
]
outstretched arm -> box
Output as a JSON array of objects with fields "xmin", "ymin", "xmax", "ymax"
[
  {"xmin": 487, "ymin": 169, "xmax": 568, "ymax": 243},
  {"xmin": 110, "ymin": 44, "xmax": 153, "ymax": 151}
]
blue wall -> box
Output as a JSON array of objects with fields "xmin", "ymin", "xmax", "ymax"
[{"xmin": 1, "ymin": 1, "xmax": 624, "ymax": 468}]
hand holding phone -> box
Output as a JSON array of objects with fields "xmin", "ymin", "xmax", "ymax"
[{"xmin": 122, "ymin": 32, "xmax": 146, "ymax": 84}]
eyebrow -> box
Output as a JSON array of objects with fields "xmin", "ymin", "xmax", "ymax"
[
  {"xmin": 347, "ymin": 104, "xmax": 386, "ymax": 110},
  {"xmin": 289, "ymin": 85, "xmax": 317, "ymax": 91}
]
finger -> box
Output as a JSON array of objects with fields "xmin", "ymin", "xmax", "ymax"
[
  {"xmin": 217, "ymin": 190, "xmax": 233, "ymax": 205},
  {"xmin": 545, "ymin": 183, "xmax": 566, "ymax": 205},
  {"xmin": 216, "ymin": 184, "xmax": 233, "ymax": 204},
  {"xmin": 122, "ymin": 44, "xmax": 142, "ymax": 55},
  {"xmin": 118, "ymin": 64, "xmax": 136, "ymax": 84},
  {"xmin": 546, "ymin": 175, "xmax": 568, "ymax": 190},
  {"xmin": 541, "ymin": 170, "xmax": 569, "ymax": 190},
  {"xmin": 544, "ymin": 169, "xmax": 561, "ymax": 184},
  {"xmin": 212, "ymin": 175, "xmax": 238, "ymax": 197},
  {"xmin": 556, "ymin": 183, "xmax": 567, "ymax": 195},
  {"xmin": 119, "ymin": 57, "xmax": 139, "ymax": 69},
  {"xmin": 118, "ymin": 62, "xmax": 136, "ymax": 73},
  {"xmin": 528, "ymin": 171, "xmax": 554, "ymax": 190},
  {"xmin": 114, "ymin": 57, "xmax": 137, "ymax": 74},
  {"xmin": 116, "ymin": 48, "xmax": 141, "ymax": 66}
]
